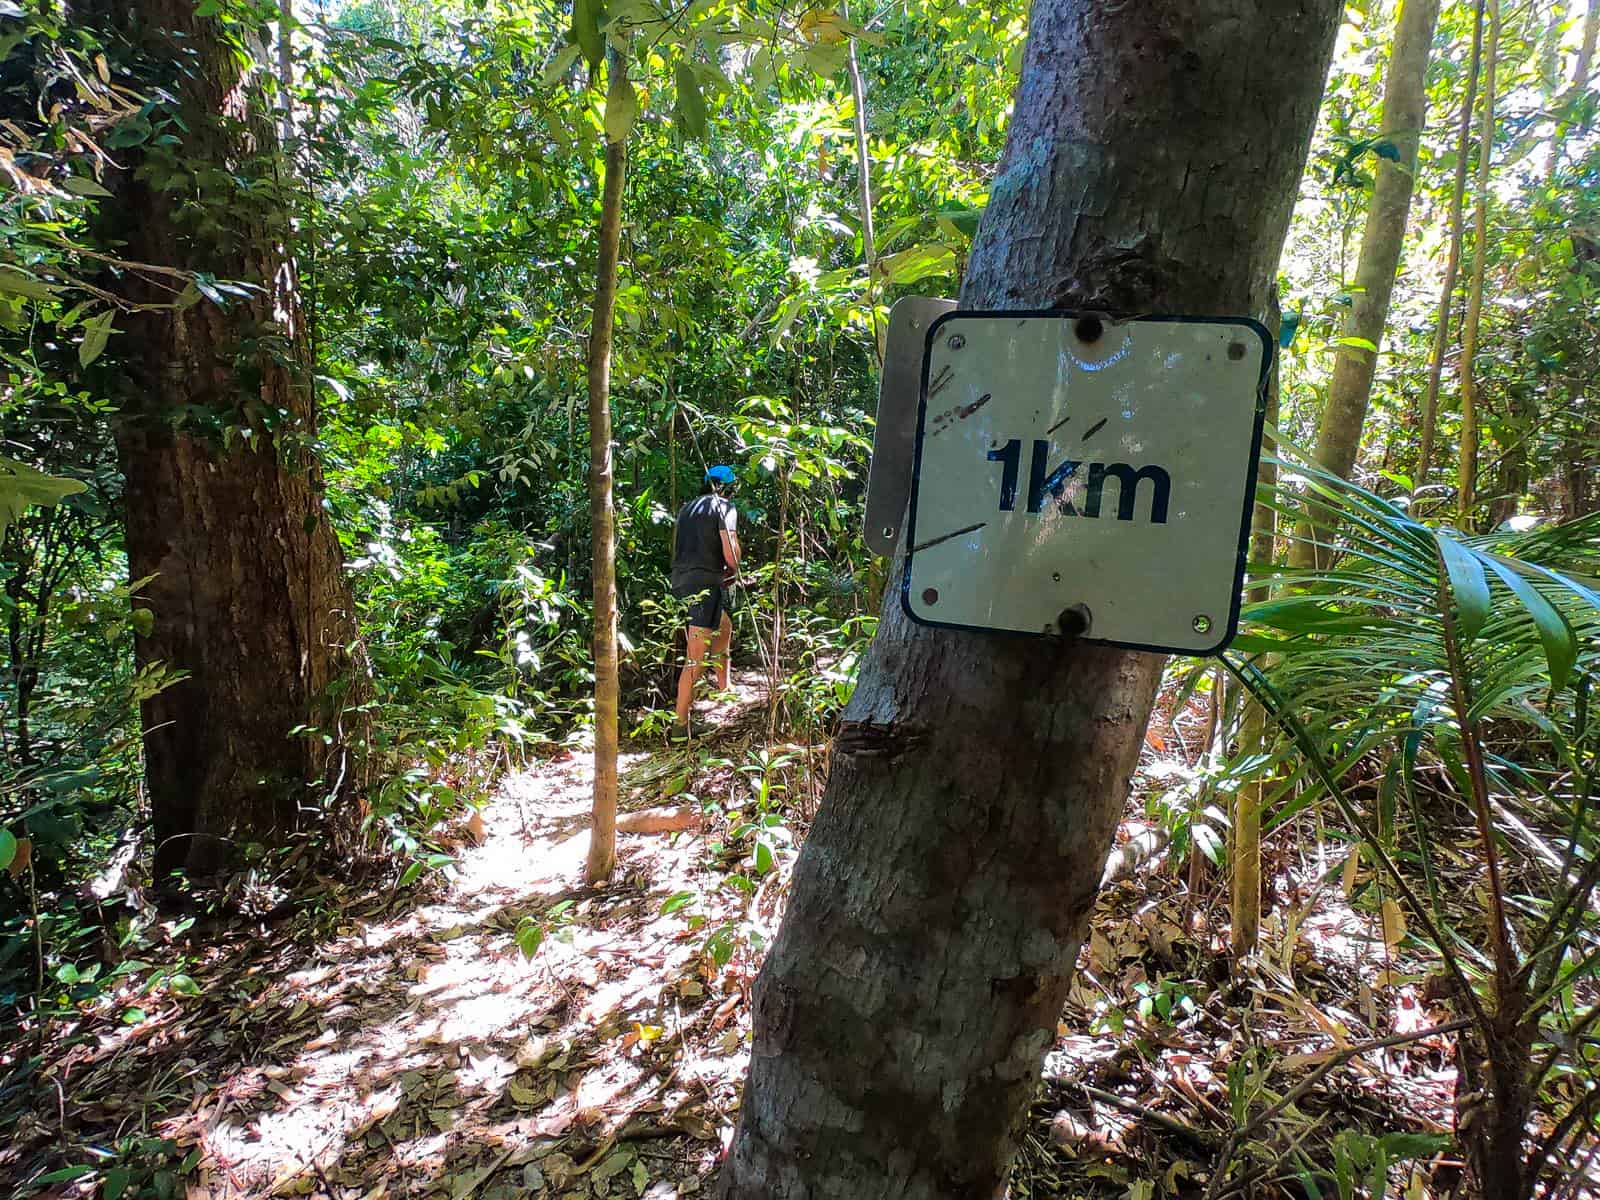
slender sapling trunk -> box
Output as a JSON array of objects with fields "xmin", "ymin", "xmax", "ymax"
[
  {"xmin": 584, "ymin": 56, "xmax": 629, "ymax": 885},
  {"xmin": 1458, "ymin": 0, "xmax": 1500, "ymax": 528},
  {"xmin": 1417, "ymin": 0, "xmax": 1484, "ymax": 495}
]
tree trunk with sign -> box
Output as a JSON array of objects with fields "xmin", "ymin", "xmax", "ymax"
[
  {"xmin": 1293, "ymin": 0, "xmax": 1440, "ymax": 567},
  {"xmin": 717, "ymin": 2, "xmax": 1342, "ymax": 1197},
  {"xmin": 84, "ymin": 0, "xmax": 363, "ymax": 880}
]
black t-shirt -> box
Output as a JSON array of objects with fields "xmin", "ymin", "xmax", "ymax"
[{"xmin": 670, "ymin": 494, "xmax": 737, "ymax": 596}]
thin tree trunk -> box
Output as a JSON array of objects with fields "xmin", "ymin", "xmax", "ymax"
[
  {"xmin": 766, "ymin": 466, "xmax": 790, "ymax": 743},
  {"xmin": 84, "ymin": 0, "xmax": 363, "ymax": 880},
  {"xmin": 1562, "ymin": 399, "xmax": 1599, "ymax": 520},
  {"xmin": 847, "ymin": 36, "xmax": 882, "ymax": 365},
  {"xmin": 1417, "ymin": 0, "xmax": 1485, "ymax": 494},
  {"xmin": 666, "ymin": 391, "xmax": 677, "ymax": 514},
  {"xmin": 1459, "ymin": 0, "xmax": 1500, "ymax": 528},
  {"xmin": 718, "ymin": 2, "xmax": 1342, "ymax": 1196},
  {"xmin": 1544, "ymin": 0, "xmax": 1599, "ymax": 178},
  {"xmin": 1232, "ymin": 293, "xmax": 1283, "ymax": 955},
  {"xmin": 1487, "ymin": 391, "xmax": 1536, "ymax": 527},
  {"xmin": 277, "ymin": 0, "xmax": 294, "ymax": 144},
  {"xmin": 1293, "ymin": 0, "xmax": 1440, "ymax": 568},
  {"xmin": 584, "ymin": 56, "xmax": 628, "ymax": 886},
  {"xmin": 567, "ymin": 393, "xmax": 577, "ymax": 582}
]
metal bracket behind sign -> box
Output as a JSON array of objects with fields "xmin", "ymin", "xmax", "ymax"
[{"xmin": 864, "ymin": 296, "xmax": 958, "ymax": 557}]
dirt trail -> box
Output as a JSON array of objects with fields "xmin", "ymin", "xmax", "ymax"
[{"xmin": 8, "ymin": 682, "xmax": 775, "ymax": 1200}]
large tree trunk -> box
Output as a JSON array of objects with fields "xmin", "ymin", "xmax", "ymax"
[
  {"xmin": 584, "ymin": 54, "xmax": 628, "ymax": 885},
  {"xmin": 1417, "ymin": 0, "xmax": 1485, "ymax": 495},
  {"xmin": 1293, "ymin": 0, "xmax": 1440, "ymax": 569},
  {"xmin": 718, "ymin": 2, "xmax": 1341, "ymax": 1196},
  {"xmin": 86, "ymin": 0, "xmax": 362, "ymax": 879}
]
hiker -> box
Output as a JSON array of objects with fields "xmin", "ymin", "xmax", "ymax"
[{"xmin": 670, "ymin": 465, "xmax": 742, "ymax": 742}]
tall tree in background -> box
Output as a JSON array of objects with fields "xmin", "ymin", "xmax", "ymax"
[
  {"xmin": 584, "ymin": 49, "xmax": 633, "ymax": 885},
  {"xmin": 1299, "ymin": 0, "xmax": 1441, "ymax": 552},
  {"xmin": 84, "ymin": 0, "xmax": 362, "ymax": 878},
  {"xmin": 718, "ymin": 0, "xmax": 1342, "ymax": 1195},
  {"xmin": 1417, "ymin": 0, "xmax": 1485, "ymax": 494},
  {"xmin": 846, "ymin": 34, "xmax": 881, "ymax": 363},
  {"xmin": 1544, "ymin": 0, "xmax": 1599, "ymax": 179},
  {"xmin": 1458, "ymin": 0, "xmax": 1500, "ymax": 525}
]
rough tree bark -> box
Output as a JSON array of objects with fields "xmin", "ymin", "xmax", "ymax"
[
  {"xmin": 1293, "ymin": 0, "xmax": 1440, "ymax": 569},
  {"xmin": 717, "ymin": 2, "xmax": 1342, "ymax": 1196},
  {"xmin": 85, "ymin": 0, "xmax": 362, "ymax": 879},
  {"xmin": 584, "ymin": 53, "xmax": 628, "ymax": 885},
  {"xmin": 1416, "ymin": 0, "xmax": 1484, "ymax": 495},
  {"xmin": 1459, "ymin": 0, "xmax": 1500, "ymax": 527}
]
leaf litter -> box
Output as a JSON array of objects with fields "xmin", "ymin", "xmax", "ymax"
[{"xmin": 2, "ymin": 672, "xmax": 1483, "ymax": 1198}]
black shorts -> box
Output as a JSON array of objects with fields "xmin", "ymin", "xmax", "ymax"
[{"xmin": 684, "ymin": 586, "xmax": 731, "ymax": 631}]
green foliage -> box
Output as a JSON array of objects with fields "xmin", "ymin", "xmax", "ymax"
[
  {"xmin": 0, "ymin": 459, "xmax": 87, "ymax": 543},
  {"xmin": 515, "ymin": 898, "xmax": 576, "ymax": 960},
  {"xmin": 1324, "ymin": 1129, "xmax": 1451, "ymax": 1200},
  {"xmin": 1220, "ymin": 447, "xmax": 1600, "ymax": 1184},
  {"xmin": 29, "ymin": 1136, "xmax": 201, "ymax": 1200}
]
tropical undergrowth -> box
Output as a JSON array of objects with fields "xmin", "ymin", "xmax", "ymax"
[{"xmin": 1148, "ymin": 446, "xmax": 1600, "ymax": 1195}]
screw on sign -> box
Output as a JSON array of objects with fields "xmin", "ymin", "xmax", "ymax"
[{"xmin": 903, "ymin": 311, "xmax": 1270, "ymax": 655}]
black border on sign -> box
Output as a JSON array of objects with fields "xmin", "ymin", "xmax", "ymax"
[{"xmin": 901, "ymin": 309, "xmax": 1275, "ymax": 657}]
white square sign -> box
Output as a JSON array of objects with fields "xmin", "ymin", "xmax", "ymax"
[{"xmin": 903, "ymin": 312, "xmax": 1270, "ymax": 654}]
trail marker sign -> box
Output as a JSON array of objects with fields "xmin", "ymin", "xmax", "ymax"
[{"xmin": 902, "ymin": 311, "xmax": 1270, "ymax": 655}]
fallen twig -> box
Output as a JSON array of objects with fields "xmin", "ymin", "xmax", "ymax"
[
  {"xmin": 1202, "ymin": 1017, "xmax": 1471, "ymax": 1200},
  {"xmin": 1061, "ymin": 1081, "xmax": 1218, "ymax": 1151},
  {"xmin": 453, "ymin": 1145, "xmax": 518, "ymax": 1200}
]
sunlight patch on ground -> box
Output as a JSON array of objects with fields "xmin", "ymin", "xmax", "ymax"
[{"xmin": 141, "ymin": 730, "xmax": 760, "ymax": 1198}]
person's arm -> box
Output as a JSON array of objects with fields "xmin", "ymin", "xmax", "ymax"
[{"xmin": 719, "ymin": 501, "xmax": 741, "ymax": 581}]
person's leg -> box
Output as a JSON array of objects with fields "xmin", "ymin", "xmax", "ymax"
[
  {"xmin": 710, "ymin": 609, "xmax": 733, "ymax": 691},
  {"xmin": 676, "ymin": 625, "xmax": 713, "ymax": 727}
]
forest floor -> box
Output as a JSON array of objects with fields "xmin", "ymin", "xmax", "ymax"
[{"xmin": 5, "ymin": 671, "xmax": 1481, "ymax": 1199}]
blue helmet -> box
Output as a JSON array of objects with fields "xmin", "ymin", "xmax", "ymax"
[{"xmin": 704, "ymin": 465, "xmax": 736, "ymax": 486}]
